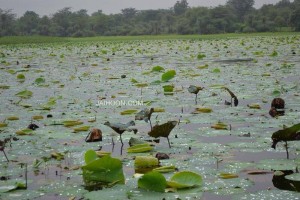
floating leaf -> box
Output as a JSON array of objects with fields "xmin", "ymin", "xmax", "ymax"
[
  {"xmin": 138, "ymin": 171, "xmax": 167, "ymax": 192},
  {"xmin": 32, "ymin": 115, "xmax": 44, "ymax": 120},
  {"xmin": 153, "ymin": 165, "xmax": 176, "ymax": 173},
  {"xmin": 167, "ymin": 171, "xmax": 203, "ymax": 189},
  {"xmin": 152, "ymin": 66, "xmax": 164, "ymax": 72},
  {"xmin": 270, "ymin": 50, "xmax": 278, "ymax": 57},
  {"xmin": 35, "ymin": 77, "xmax": 45, "ymax": 85},
  {"xmin": 194, "ymin": 107, "xmax": 212, "ymax": 113},
  {"xmin": 84, "ymin": 149, "xmax": 98, "ymax": 164},
  {"xmin": 153, "ymin": 107, "xmax": 165, "ymax": 112},
  {"xmin": 285, "ymin": 173, "xmax": 300, "ymax": 181},
  {"xmin": 131, "ymin": 78, "xmax": 138, "ymax": 83},
  {"xmin": 247, "ymin": 103, "xmax": 261, "ymax": 109},
  {"xmin": 198, "ymin": 64, "xmax": 208, "ymax": 69},
  {"xmin": 0, "ymin": 123, "xmax": 8, "ymax": 128},
  {"xmin": 135, "ymin": 83, "xmax": 148, "ymax": 88},
  {"xmin": 0, "ymin": 85, "xmax": 10, "ymax": 89},
  {"xmin": 127, "ymin": 143, "xmax": 153, "ymax": 153},
  {"xmin": 197, "ymin": 54, "xmax": 206, "ymax": 60},
  {"xmin": 120, "ymin": 109, "xmax": 137, "ymax": 115},
  {"xmin": 211, "ymin": 122, "xmax": 228, "ymax": 130},
  {"xmin": 219, "ymin": 173, "xmax": 239, "ymax": 179},
  {"xmin": 212, "ymin": 68, "xmax": 221, "ymax": 73},
  {"xmin": 51, "ymin": 151, "xmax": 64, "ymax": 160},
  {"xmin": 163, "ymin": 85, "xmax": 174, "ymax": 95},
  {"xmin": 134, "ymin": 156, "xmax": 159, "ymax": 169},
  {"xmin": 15, "ymin": 90, "xmax": 33, "ymax": 99},
  {"xmin": 95, "ymin": 151, "xmax": 111, "ymax": 157},
  {"xmin": 16, "ymin": 73, "xmax": 25, "ymax": 80},
  {"xmin": 6, "ymin": 116, "xmax": 19, "ymax": 121},
  {"xmin": 73, "ymin": 126, "xmax": 90, "ymax": 132},
  {"xmin": 161, "ymin": 70, "xmax": 176, "ymax": 82},
  {"xmin": 63, "ymin": 120, "xmax": 83, "ymax": 127},
  {"xmin": 16, "ymin": 128, "xmax": 33, "ymax": 135},
  {"xmin": 82, "ymin": 154, "xmax": 125, "ymax": 185}
]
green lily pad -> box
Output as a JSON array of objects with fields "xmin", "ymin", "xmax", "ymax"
[
  {"xmin": 257, "ymin": 159, "xmax": 298, "ymax": 171},
  {"xmin": 161, "ymin": 70, "xmax": 176, "ymax": 82},
  {"xmin": 153, "ymin": 165, "xmax": 176, "ymax": 173},
  {"xmin": 127, "ymin": 143, "xmax": 153, "ymax": 153},
  {"xmin": 15, "ymin": 90, "xmax": 33, "ymax": 99},
  {"xmin": 285, "ymin": 173, "xmax": 300, "ymax": 181},
  {"xmin": 120, "ymin": 109, "xmax": 137, "ymax": 115},
  {"xmin": 35, "ymin": 77, "xmax": 45, "ymax": 85},
  {"xmin": 73, "ymin": 125, "xmax": 90, "ymax": 132},
  {"xmin": 138, "ymin": 171, "xmax": 167, "ymax": 192},
  {"xmin": 82, "ymin": 154, "xmax": 125, "ymax": 185},
  {"xmin": 167, "ymin": 171, "xmax": 203, "ymax": 189},
  {"xmin": 152, "ymin": 66, "xmax": 164, "ymax": 72},
  {"xmin": 134, "ymin": 156, "xmax": 159, "ymax": 169},
  {"xmin": 85, "ymin": 149, "xmax": 98, "ymax": 164}
]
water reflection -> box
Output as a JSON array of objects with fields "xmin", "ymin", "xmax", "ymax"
[{"xmin": 272, "ymin": 170, "xmax": 300, "ymax": 192}]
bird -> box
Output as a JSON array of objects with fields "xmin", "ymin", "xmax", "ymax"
[
  {"xmin": 135, "ymin": 108, "xmax": 154, "ymax": 130},
  {"xmin": 271, "ymin": 123, "xmax": 300, "ymax": 159},
  {"xmin": 224, "ymin": 87, "xmax": 238, "ymax": 107},
  {"xmin": 271, "ymin": 98, "xmax": 285, "ymax": 109},
  {"xmin": 269, "ymin": 98, "xmax": 285, "ymax": 117},
  {"xmin": 188, "ymin": 85, "xmax": 203, "ymax": 103},
  {"xmin": 104, "ymin": 121, "xmax": 137, "ymax": 145},
  {"xmin": 148, "ymin": 121, "xmax": 177, "ymax": 148}
]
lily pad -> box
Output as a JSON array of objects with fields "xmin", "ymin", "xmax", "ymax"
[
  {"xmin": 153, "ymin": 165, "xmax": 176, "ymax": 173},
  {"xmin": 15, "ymin": 90, "xmax": 33, "ymax": 99},
  {"xmin": 82, "ymin": 154, "xmax": 125, "ymax": 185},
  {"xmin": 120, "ymin": 109, "xmax": 137, "ymax": 115},
  {"xmin": 134, "ymin": 156, "xmax": 159, "ymax": 169},
  {"xmin": 127, "ymin": 143, "xmax": 153, "ymax": 153},
  {"xmin": 161, "ymin": 70, "xmax": 176, "ymax": 82},
  {"xmin": 167, "ymin": 171, "xmax": 203, "ymax": 189},
  {"xmin": 138, "ymin": 171, "xmax": 167, "ymax": 192}
]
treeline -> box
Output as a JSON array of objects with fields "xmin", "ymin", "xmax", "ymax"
[{"xmin": 1, "ymin": 0, "xmax": 300, "ymax": 37}]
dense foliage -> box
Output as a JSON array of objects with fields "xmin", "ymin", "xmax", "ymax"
[{"xmin": 0, "ymin": 0, "xmax": 299, "ymax": 37}]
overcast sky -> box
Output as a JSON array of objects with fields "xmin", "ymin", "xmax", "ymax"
[{"xmin": 0, "ymin": 0, "xmax": 284, "ymax": 17}]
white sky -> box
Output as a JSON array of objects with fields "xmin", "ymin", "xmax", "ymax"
[{"xmin": 0, "ymin": 0, "xmax": 285, "ymax": 17}]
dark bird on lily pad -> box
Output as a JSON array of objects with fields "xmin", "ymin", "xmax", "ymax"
[
  {"xmin": 269, "ymin": 98, "xmax": 285, "ymax": 117},
  {"xmin": 188, "ymin": 85, "xmax": 203, "ymax": 103},
  {"xmin": 135, "ymin": 108, "xmax": 154, "ymax": 130},
  {"xmin": 224, "ymin": 87, "xmax": 238, "ymax": 107},
  {"xmin": 148, "ymin": 121, "xmax": 177, "ymax": 148},
  {"xmin": 104, "ymin": 121, "xmax": 137, "ymax": 145},
  {"xmin": 271, "ymin": 123, "xmax": 300, "ymax": 159}
]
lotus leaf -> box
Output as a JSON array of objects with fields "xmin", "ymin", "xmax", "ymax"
[
  {"xmin": 134, "ymin": 156, "xmax": 159, "ymax": 168},
  {"xmin": 15, "ymin": 90, "xmax": 33, "ymax": 99},
  {"xmin": 138, "ymin": 171, "xmax": 167, "ymax": 192},
  {"xmin": 127, "ymin": 143, "xmax": 153, "ymax": 153},
  {"xmin": 82, "ymin": 154, "xmax": 125, "ymax": 185},
  {"xmin": 161, "ymin": 70, "xmax": 176, "ymax": 82},
  {"xmin": 167, "ymin": 171, "xmax": 203, "ymax": 189}
]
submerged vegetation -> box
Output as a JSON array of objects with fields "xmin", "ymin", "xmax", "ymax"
[{"xmin": 0, "ymin": 33, "xmax": 300, "ymax": 199}]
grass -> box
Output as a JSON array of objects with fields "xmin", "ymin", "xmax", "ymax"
[{"xmin": 0, "ymin": 32, "xmax": 299, "ymax": 45}]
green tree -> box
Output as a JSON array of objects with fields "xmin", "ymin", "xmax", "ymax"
[
  {"xmin": 18, "ymin": 11, "xmax": 40, "ymax": 35},
  {"xmin": 226, "ymin": 0, "xmax": 254, "ymax": 21},
  {"xmin": 0, "ymin": 9, "xmax": 16, "ymax": 36},
  {"xmin": 290, "ymin": 0, "xmax": 300, "ymax": 31},
  {"xmin": 174, "ymin": 0, "xmax": 189, "ymax": 15},
  {"xmin": 52, "ymin": 7, "xmax": 73, "ymax": 36}
]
